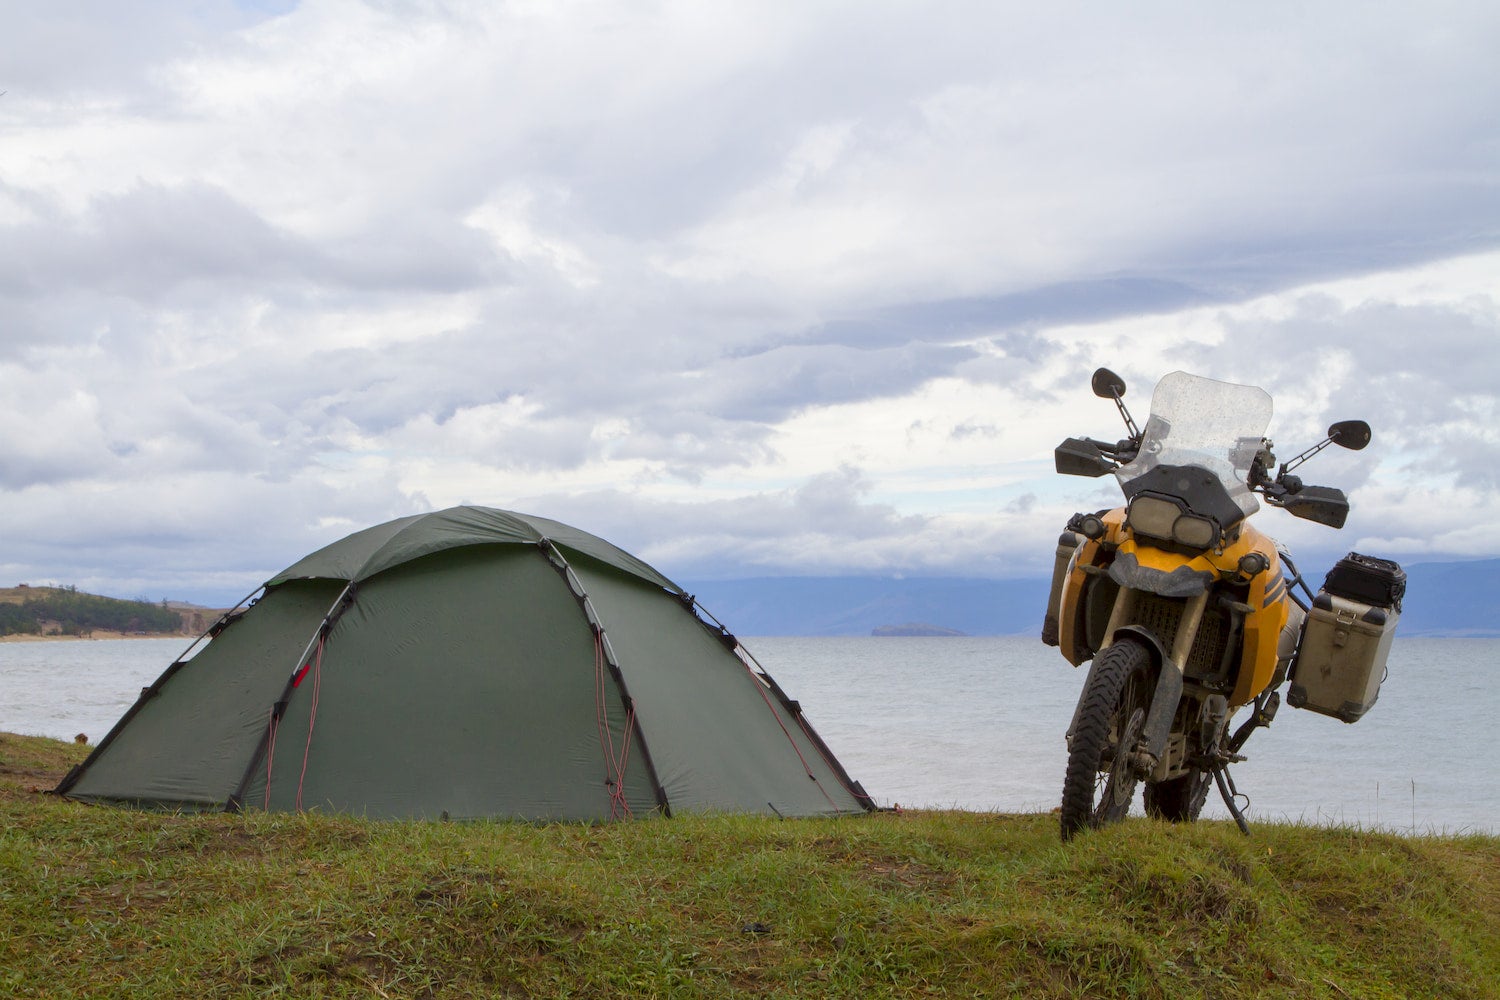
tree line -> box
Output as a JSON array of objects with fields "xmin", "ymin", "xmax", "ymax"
[{"xmin": 0, "ymin": 586, "xmax": 183, "ymax": 637}]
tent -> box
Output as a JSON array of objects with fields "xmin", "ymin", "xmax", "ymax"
[{"xmin": 56, "ymin": 506, "xmax": 874, "ymax": 821}]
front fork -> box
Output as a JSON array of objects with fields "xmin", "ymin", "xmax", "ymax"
[
  {"xmin": 1131, "ymin": 589, "xmax": 1207, "ymax": 778},
  {"xmin": 1070, "ymin": 589, "xmax": 1207, "ymax": 780},
  {"xmin": 1065, "ymin": 588, "xmax": 1202, "ymax": 776}
]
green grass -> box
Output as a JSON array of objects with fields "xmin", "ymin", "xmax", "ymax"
[{"xmin": 3, "ymin": 732, "xmax": 1497, "ymax": 998}]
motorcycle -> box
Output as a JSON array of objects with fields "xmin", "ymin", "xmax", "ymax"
[{"xmin": 1042, "ymin": 368, "xmax": 1405, "ymax": 840}]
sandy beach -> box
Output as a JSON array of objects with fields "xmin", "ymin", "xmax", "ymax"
[{"xmin": 0, "ymin": 630, "xmax": 202, "ymax": 643}]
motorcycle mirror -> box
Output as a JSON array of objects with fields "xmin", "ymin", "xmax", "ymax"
[
  {"xmin": 1281, "ymin": 486, "xmax": 1350, "ymax": 529},
  {"xmin": 1091, "ymin": 368, "xmax": 1127, "ymax": 400},
  {"xmin": 1089, "ymin": 368, "xmax": 1142, "ymax": 441},
  {"xmin": 1329, "ymin": 419, "xmax": 1372, "ymax": 451},
  {"xmin": 1279, "ymin": 419, "xmax": 1373, "ymax": 475},
  {"xmin": 1054, "ymin": 437, "xmax": 1116, "ymax": 478}
]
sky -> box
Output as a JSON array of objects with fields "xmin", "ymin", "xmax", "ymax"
[{"xmin": 2, "ymin": 0, "xmax": 1498, "ymax": 607}]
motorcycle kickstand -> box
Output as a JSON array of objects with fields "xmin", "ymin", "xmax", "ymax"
[
  {"xmin": 1212, "ymin": 764, "xmax": 1251, "ymax": 836},
  {"xmin": 1209, "ymin": 691, "xmax": 1281, "ymax": 835}
]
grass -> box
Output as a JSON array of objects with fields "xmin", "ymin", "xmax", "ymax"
[{"xmin": 3, "ymin": 731, "xmax": 1497, "ymax": 999}]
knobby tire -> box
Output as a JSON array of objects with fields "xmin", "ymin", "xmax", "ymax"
[{"xmin": 1060, "ymin": 640, "xmax": 1154, "ymax": 841}]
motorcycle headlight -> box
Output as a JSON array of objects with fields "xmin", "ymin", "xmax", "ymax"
[
  {"xmin": 1126, "ymin": 496, "xmax": 1180, "ymax": 540},
  {"xmin": 1171, "ymin": 514, "xmax": 1219, "ymax": 549},
  {"xmin": 1127, "ymin": 495, "xmax": 1221, "ymax": 549}
]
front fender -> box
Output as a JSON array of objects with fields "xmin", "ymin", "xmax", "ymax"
[
  {"xmin": 1068, "ymin": 628, "xmax": 1178, "ymax": 752},
  {"xmin": 1112, "ymin": 624, "xmax": 1169, "ymax": 667},
  {"xmin": 1108, "ymin": 627, "xmax": 1184, "ymax": 775}
]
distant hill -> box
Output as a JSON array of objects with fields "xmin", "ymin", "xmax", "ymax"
[
  {"xmin": 0, "ymin": 586, "xmax": 217, "ymax": 638},
  {"xmin": 7, "ymin": 556, "xmax": 1491, "ymax": 641},
  {"xmin": 680, "ymin": 559, "xmax": 1499, "ymax": 637},
  {"xmin": 679, "ymin": 577, "xmax": 1047, "ymax": 637},
  {"xmin": 1396, "ymin": 558, "xmax": 1500, "ymax": 636}
]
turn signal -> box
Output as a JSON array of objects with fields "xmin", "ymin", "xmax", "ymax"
[
  {"xmin": 1237, "ymin": 552, "xmax": 1269, "ymax": 579},
  {"xmin": 1078, "ymin": 514, "xmax": 1106, "ymax": 539}
]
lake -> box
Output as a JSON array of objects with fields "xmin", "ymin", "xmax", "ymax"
[{"xmin": 2, "ymin": 635, "xmax": 1494, "ymax": 834}]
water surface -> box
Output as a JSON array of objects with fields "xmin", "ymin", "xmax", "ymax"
[{"xmin": 3, "ymin": 635, "xmax": 1493, "ymax": 834}]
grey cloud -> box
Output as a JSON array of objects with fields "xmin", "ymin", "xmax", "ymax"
[
  {"xmin": 318, "ymin": 213, "xmax": 509, "ymax": 293},
  {"xmin": 0, "ymin": 183, "xmax": 507, "ymax": 306},
  {"xmin": 159, "ymin": 305, "xmax": 980, "ymax": 481},
  {"xmin": 515, "ymin": 466, "xmax": 933, "ymax": 579},
  {"xmin": 684, "ymin": 341, "xmax": 977, "ymax": 423},
  {"xmin": 3, "ymin": 465, "xmax": 427, "ymax": 604},
  {"xmin": 949, "ymin": 421, "xmax": 998, "ymax": 441},
  {"xmin": 808, "ymin": 279, "xmax": 1223, "ymax": 351},
  {"xmin": 1006, "ymin": 493, "xmax": 1037, "ymax": 515},
  {"xmin": 0, "ymin": 360, "xmax": 285, "ymax": 491},
  {"xmin": 442, "ymin": 7, "xmax": 1006, "ymax": 240},
  {"xmin": 0, "ymin": 1, "xmax": 272, "ymax": 98},
  {"xmin": 83, "ymin": 183, "xmax": 316, "ymax": 300},
  {"xmin": 1177, "ymin": 295, "xmax": 1500, "ymax": 488},
  {"xmin": 516, "ymin": 464, "xmax": 1080, "ymax": 584}
]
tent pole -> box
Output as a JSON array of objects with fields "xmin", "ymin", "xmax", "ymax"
[
  {"xmin": 172, "ymin": 583, "xmax": 267, "ymax": 665},
  {"xmin": 53, "ymin": 583, "xmax": 268, "ymax": 799},
  {"xmin": 224, "ymin": 581, "xmax": 357, "ymax": 812},
  {"xmin": 539, "ymin": 539, "xmax": 672, "ymax": 817}
]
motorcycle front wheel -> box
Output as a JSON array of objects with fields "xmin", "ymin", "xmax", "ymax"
[{"xmin": 1060, "ymin": 639, "xmax": 1154, "ymax": 841}]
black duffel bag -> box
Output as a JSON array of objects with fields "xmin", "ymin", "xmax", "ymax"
[{"xmin": 1321, "ymin": 552, "xmax": 1406, "ymax": 612}]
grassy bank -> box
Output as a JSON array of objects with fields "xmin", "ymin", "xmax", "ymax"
[{"xmin": 2, "ymin": 733, "xmax": 1496, "ymax": 999}]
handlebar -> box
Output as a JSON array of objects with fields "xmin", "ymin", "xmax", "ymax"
[{"xmin": 1079, "ymin": 436, "xmax": 1140, "ymax": 464}]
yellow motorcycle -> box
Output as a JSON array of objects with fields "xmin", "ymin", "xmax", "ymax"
[{"xmin": 1043, "ymin": 369, "xmax": 1404, "ymax": 839}]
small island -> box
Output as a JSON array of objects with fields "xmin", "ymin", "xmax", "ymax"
[{"xmin": 870, "ymin": 622, "xmax": 968, "ymax": 637}]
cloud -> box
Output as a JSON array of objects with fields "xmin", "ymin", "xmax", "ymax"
[
  {"xmin": 0, "ymin": 1, "xmax": 273, "ymax": 97},
  {"xmin": 0, "ymin": 2, "xmax": 1497, "ymax": 604},
  {"xmin": 516, "ymin": 466, "xmax": 963, "ymax": 581},
  {"xmin": 0, "ymin": 181, "xmax": 505, "ymax": 308}
]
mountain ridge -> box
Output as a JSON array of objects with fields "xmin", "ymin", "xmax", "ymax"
[
  {"xmin": 681, "ymin": 558, "xmax": 1497, "ymax": 637},
  {"xmin": 6, "ymin": 557, "xmax": 1489, "ymax": 640}
]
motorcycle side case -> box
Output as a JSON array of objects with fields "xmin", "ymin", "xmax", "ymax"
[
  {"xmin": 1041, "ymin": 531, "xmax": 1082, "ymax": 647},
  {"xmin": 1288, "ymin": 591, "xmax": 1399, "ymax": 723}
]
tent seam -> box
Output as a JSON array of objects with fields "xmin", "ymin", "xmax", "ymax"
[
  {"xmin": 539, "ymin": 539, "xmax": 672, "ymax": 818},
  {"xmin": 228, "ymin": 582, "xmax": 356, "ymax": 812}
]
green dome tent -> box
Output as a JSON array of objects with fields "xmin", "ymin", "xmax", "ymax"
[{"xmin": 56, "ymin": 507, "xmax": 873, "ymax": 821}]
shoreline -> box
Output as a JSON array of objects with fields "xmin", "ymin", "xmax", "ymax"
[{"xmin": 0, "ymin": 631, "xmax": 199, "ymax": 644}]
